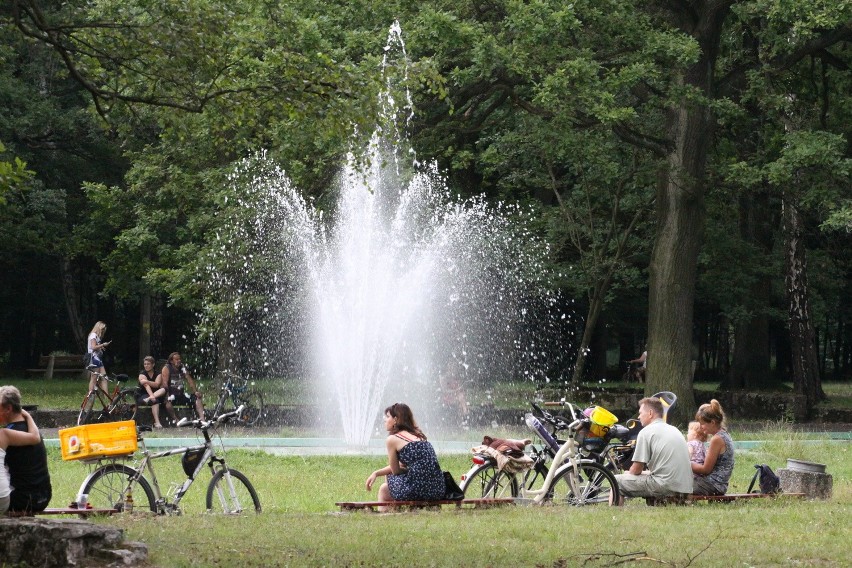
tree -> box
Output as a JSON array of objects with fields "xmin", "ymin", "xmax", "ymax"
[
  {"xmin": 0, "ymin": 13, "xmax": 129, "ymax": 364},
  {"xmin": 401, "ymin": 1, "xmax": 691, "ymax": 386},
  {"xmin": 4, "ymin": 0, "xmax": 404, "ymax": 369},
  {"xmin": 400, "ymin": 1, "xmax": 850, "ymax": 420},
  {"xmin": 0, "ymin": 142, "xmax": 33, "ymax": 202}
]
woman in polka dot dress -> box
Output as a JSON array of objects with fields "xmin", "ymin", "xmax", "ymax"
[{"xmin": 366, "ymin": 403, "xmax": 446, "ymax": 506}]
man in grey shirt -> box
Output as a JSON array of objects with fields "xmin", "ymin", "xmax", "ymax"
[{"xmin": 613, "ymin": 397, "xmax": 692, "ymax": 504}]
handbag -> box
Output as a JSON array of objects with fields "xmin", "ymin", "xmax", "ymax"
[{"xmin": 443, "ymin": 471, "xmax": 464, "ymax": 500}]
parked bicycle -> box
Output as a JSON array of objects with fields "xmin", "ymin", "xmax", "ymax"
[
  {"xmin": 461, "ymin": 392, "xmax": 678, "ymax": 501},
  {"xmin": 621, "ymin": 362, "xmax": 645, "ymax": 383},
  {"xmin": 78, "ymin": 371, "xmax": 137, "ymax": 425},
  {"xmin": 460, "ymin": 402, "xmax": 620, "ymax": 506},
  {"xmin": 206, "ymin": 372, "xmax": 264, "ymax": 427},
  {"xmin": 77, "ymin": 406, "xmax": 262, "ymax": 515}
]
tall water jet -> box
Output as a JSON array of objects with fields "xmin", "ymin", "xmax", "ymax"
[{"xmin": 197, "ymin": 23, "xmax": 573, "ymax": 445}]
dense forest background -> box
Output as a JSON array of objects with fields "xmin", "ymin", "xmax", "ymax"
[{"xmin": 1, "ymin": 1, "xmax": 850, "ymax": 419}]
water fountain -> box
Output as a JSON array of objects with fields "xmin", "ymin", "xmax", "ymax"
[{"xmin": 200, "ymin": 23, "xmax": 573, "ymax": 446}]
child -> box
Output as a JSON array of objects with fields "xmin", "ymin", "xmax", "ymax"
[{"xmin": 687, "ymin": 421, "xmax": 707, "ymax": 465}]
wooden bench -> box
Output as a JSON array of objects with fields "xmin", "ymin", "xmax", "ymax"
[
  {"xmin": 25, "ymin": 354, "xmax": 86, "ymax": 379},
  {"xmin": 646, "ymin": 492, "xmax": 806, "ymax": 505},
  {"xmin": 688, "ymin": 492, "xmax": 806, "ymax": 502},
  {"xmin": 336, "ymin": 498, "xmax": 515, "ymax": 511},
  {"xmin": 7, "ymin": 507, "xmax": 118, "ymax": 517}
]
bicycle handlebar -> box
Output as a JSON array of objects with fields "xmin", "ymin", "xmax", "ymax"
[
  {"xmin": 530, "ymin": 401, "xmax": 574, "ymax": 431},
  {"xmin": 176, "ymin": 405, "xmax": 246, "ymax": 430}
]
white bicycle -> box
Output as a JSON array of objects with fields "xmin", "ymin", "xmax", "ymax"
[{"xmin": 460, "ymin": 402, "xmax": 621, "ymax": 506}]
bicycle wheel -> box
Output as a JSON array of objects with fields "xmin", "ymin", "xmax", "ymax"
[
  {"xmin": 77, "ymin": 391, "xmax": 96, "ymax": 425},
  {"xmin": 548, "ymin": 461, "xmax": 620, "ymax": 506},
  {"xmin": 81, "ymin": 463, "xmax": 157, "ymax": 513},
  {"xmin": 108, "ymin": 389, "xmax": 138, "ymax": 422},
  {"xmin": 460, "ymin": 463, "xmax": 519, "ymax": 498},
  {"xmin": 236, "ymin": 391, "xmax": 264, "ymax": 426},
  {"xmin": 206, "ymin": 468, "xmax": 261, "ymax": 514}
]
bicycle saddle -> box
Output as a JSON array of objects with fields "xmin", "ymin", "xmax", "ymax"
[{"xmin": 115, "ymin": 374, "xmax": 129, "ymax": 383}]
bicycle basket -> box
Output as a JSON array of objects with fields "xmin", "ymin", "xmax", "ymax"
[
  {"xmin": 573, "ymin": 419, "xmax": 610, "ymax": 452},
  {"xmin": 181, "ymin": 448, "xmax": 206, "ymax": 477},
  {"xmin": 586, "ymin": 406, "xmax": 618, "ymax": 437}
]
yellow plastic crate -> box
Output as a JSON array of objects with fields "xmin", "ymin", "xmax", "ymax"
[
  {"xmin": 588, "ymin": 406, "xmax": 618, "ymax": 438},
  {"xmin": 58, "ymin": 420, "xmax": 138, "ymax": 461}
]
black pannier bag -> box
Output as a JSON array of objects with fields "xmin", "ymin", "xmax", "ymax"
[{"xmin": 181, "ymin": 448, "xmax": 206, "ymax": 477}]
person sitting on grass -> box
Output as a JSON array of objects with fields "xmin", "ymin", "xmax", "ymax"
[
  {"xmin": 137, "ymin": 356, "xmax": 167, "ymax": 429},
  {"xmin": 612, "ymin": 397, "xmax": 692, "ymax": 505},
  {"xmin": 690, "ymin": 399, "xmax": 734, "ymax": 496},
  {"xmin": 365, "ymin": 403, "xmax": 446, "ymax": 510},
  {"xmin": 687, "ymin": 421, "xmax": 707, "ymax": 465}
]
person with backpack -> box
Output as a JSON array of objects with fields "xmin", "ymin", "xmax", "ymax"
[{"xmin": 691, "ymin": 399, "xmax": 735, "ymax": 495}]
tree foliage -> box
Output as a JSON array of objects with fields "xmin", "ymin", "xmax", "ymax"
[{"xmin": 1, "ymin": 0, "xmax": 849, "ymax": 412}]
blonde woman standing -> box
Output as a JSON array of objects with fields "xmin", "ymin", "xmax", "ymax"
[{"xmin": 86, "ymin": 321, "xmax": 111, "ymax": 392}]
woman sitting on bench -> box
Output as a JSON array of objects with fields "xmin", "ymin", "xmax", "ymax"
[
  {"xmin": 365, "ymin": 403, "xmax": 446, "ymax": 510},
  {"xmin": 691, "ymin": 399, "xmax": 735, "ymax": 496},
  {"xmin": 1, "ymin": 408, "xmax": 42, "ymax": 514}
]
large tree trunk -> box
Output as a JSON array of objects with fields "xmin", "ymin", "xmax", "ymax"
[
  {"xmin": 571, "ymin": 280, "xmax": 609, "ymax": 384},
  {"xmin": 60, "ymin": 257, "xmax": 87, "ymax": 352},
  {"xmin": 139, "ymin": 293, "xmax": 151, "ymax": 362},
  {"xmin": 725, "ymin": 193, "xmax": 774, "ymax": 388},
  {"xmin": 139, "ymin": 292, "xmax": 164, "ymax": 361},
  {"xmin": 645, "ymin": 2, "xmax": 733, "ymax": 423},
  {"xmin": 782, "ymin": 196, "xmax": 826, "ymax": 412}
]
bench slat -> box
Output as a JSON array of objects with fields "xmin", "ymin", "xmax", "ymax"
[
  {"xmin": 688, "ymin": 492, "xmax": 805, "ymax": 502},
  {"xmin": 38, "ymin": 355, "xmax": 84, "ymax": 366}
]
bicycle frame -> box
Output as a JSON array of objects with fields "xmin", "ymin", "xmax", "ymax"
[
  {"xmin": 86, "ymin": 374, "xmax": 122, "ymax": 405},
  {"xmin": 79, "ymin": 372, "xmax": 134, "ymax": 424},
  {"xmin": 78, "ymin": 406, "xmax": 259, "ymax": 515},
  {"xmin": 206, "ymin": 373, "xmax": 263, "ymax": 427},
  {"xmin": 515, "ymin": 418, "xmax": 586, "ymax": 504},
  {"xmin": 145, "ymin": 441, "xmax": 221, "ymax": 512},
  {"xmin": 210, "ymin": 375, "xmax": 246, "ymax": 417}
]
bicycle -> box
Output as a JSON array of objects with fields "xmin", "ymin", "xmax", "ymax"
[
  {"xmin": 206, "ymin": 372, "xmax": 265, "ymax": 427},
  {"xmin": 460, "ymin": 402, "xmax": 621, "ymax": 506},
  {"xmin": 77, "ymin": 406, "xmax": 262, "ymax": 515},
  {"xmin": 78, "ymin": 370, "xmax": 137, "ymax": 425},
  {"xmin": 621, "ymin": 362, "xmax": 645, "ymax": 383},
  {"xmin": 517, "ymin": 391, "xmax": 679, "ymax": 485}
]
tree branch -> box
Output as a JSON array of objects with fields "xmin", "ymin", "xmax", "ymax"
[
  {"xmin": 767, "ymin": 23, "xmax": 852, "ymax": 75},
  {"xmin": 612, "ymin": 124, "xmax": 672, "ymax": 157}
]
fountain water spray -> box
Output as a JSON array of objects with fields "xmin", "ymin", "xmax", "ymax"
[{"xmin": 198, "ymin": 23, "xmax": 574, "ymax": 445}]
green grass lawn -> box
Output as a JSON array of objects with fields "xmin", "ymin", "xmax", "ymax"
[{"xmin": 41, "ymin": 429, "xmax": 850, "ymax": 567}]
